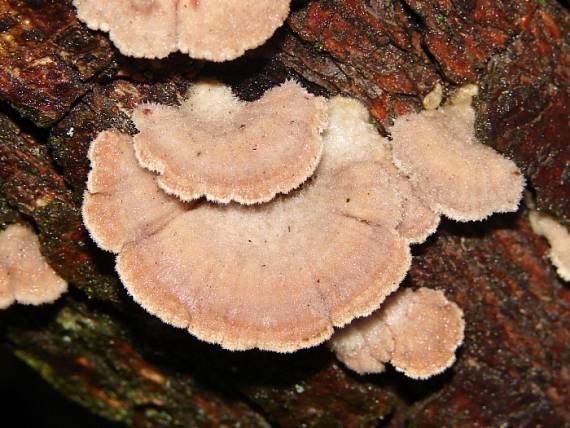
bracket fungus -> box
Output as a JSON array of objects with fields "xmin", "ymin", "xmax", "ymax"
[
  {"xmin": 0, "ymin": 224, "xmax": 67, "ymax": 309},
  {"xmin": 82, "ymin": 94, "xmax": 437, "ymax": 352},
  {"xmin": 73, "ymin": 0, "xmax": 291, "ymax": 61},
  {"xmin": 329, "ymin": 288, "xmax": 465, "ymax": 379},
  {"xmin": 82, "ymin": 82, "xmax": 523, "ymax": 370},
  {"xmin": 132, "ymin": 80, "xmax": 327, "ymax": 204},
  {"xmin": 390, "ymin": 85, "xmax": 525, "ymax": 222},
  {"xmin": 529, "ymin": 211, "xmax": 570, "ymax": 281}
]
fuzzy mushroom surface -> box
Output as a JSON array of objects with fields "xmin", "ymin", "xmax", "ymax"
[
  {"xmin": 0, "ymin": 224, "xmax": 67, "ymax": 309},
  {"xmin": 73, "ymin": 0, "xmax": 291, "ymax": 61},
  {"xmin": 82, "ymin": 95, "xmax": 422, "ymax": 352},
  {"xmin": 82, "ymin": 131, "xmax": 186, "ymax": 254},
  {"xmin": 323, "ymin": 97, "xmax": 440, "ymax": 244},
  {"xmin": 529, "ymin": 211, "xmax": 570, "ymax": 281},
  {"xmin": 132, "ymin": 81, "xmax": 328, "ymax": 204},
  {"xmin": 390, "ymin": 86, "xmax": 525, "ymax": 221},
  {"xmin": 329, "ymin": 287, "xmax": 465, "ymax": 379}
]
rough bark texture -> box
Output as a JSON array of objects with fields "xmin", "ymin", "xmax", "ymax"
[
  {"xmin": 0, "ymin": 0, "xmax": 569, "ymax": 427},
  {"xmin": 475, "ymin": 5, "xmax": 570, "ymax": 228},
  {"xmin": 393, "ymin": 217, "xmax": 570, "ymax": 427},
  {"xmin": 0, "ymin": 0, "xmax": 115, "ymax": 126}
]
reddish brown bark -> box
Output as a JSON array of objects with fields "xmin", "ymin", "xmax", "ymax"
[
  {"xmin": 0, "ymin": 0, "xmax": 115, "ymax": 126},
  {"xmin": 0, "ymin": 1, "xmax": 568, "ymax": 427},
  {"xmin": 476, "ymin": 5, "xmax": 570, "ymax": 227}
]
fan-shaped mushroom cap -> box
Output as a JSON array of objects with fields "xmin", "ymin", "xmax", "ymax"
[
  {"xmin": 83, "ymin": 96, "xmax": 415, "ymax": 352},
  {"xmin": 73, "ymin": 0, "xmax": 291, "ymax": 61},
  {"xmin": 390, "ymin": 86, "xmax": 525, "ymax": 222},
  {"xmin": 529, "ymin": 211, "xmax": 570, "ymax": 281},
  {"xmin": 0, "ymin": 224, "xmax": 67, "ymax": 309},
  {"xmin": 384, "ymin": 288, "xmax": 464, "ymax": 378},
  {"xmin": 330, "ymin": 288, "xmax": 465, "ymax": 378},
  {"xmin": 132, "ymin": 80, "xmax": 327, "ymax": 205}
]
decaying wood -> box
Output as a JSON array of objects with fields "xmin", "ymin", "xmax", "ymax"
[
  {"xmin": 0, "ymin": 0, "xmax": 568, "ymax": 427},
  {"xmin": 0, "ymin": 0, "xmax": 114, "ymax": 126}
]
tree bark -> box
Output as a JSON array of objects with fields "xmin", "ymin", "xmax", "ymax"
[{"xmin": 0, "ymin": 0, "xmax": 568, "ymax": 427}]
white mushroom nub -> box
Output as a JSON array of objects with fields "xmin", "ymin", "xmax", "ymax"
[{"xmin": 529, "ymin": 211, "xmax": 570, "ymax": 281}]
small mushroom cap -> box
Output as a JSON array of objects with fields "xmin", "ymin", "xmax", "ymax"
[
  {"xmin": 132, "ymin": 80, "xmax": 327, "ymax": 205},
  {"xmin": 529, "ymin": 211, "xmax": 570, "ymax": 281},
  {"xmin": 329, "ymin": 287, "xmax": 464, "ymax": 378},
  {"xmin": 72, "ymin": 0, "xmax": 178, "ymax": 59},
  {"xmin": 73, "ymin": 0, "xmax": 291, "ymax": 61},
  {"xmin": 384, "ymin": 288, "xmax": 464, "ymax": 379},
  {"xmin": 0, "ymin": 224, "xmax": 67, "ymax": 309},
  {"xmin": 83, "ymin": 96, "xmax": 414, "ymax": 352},
  {"xmin": 177, "ymin": 0, "xmax": 291, "ymax": 61},
  {"xmin": 390, "ymin": 87, "xmax": 525, "ymax": 222}
]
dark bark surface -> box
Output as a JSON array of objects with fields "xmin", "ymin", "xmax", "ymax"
[
  {"xmin": 393, "ymin": 217, "xmax": 570, "ymax": 427},
  {"xmin": 0, "ymin": 0, "xmax": 115, "ymax": 126},
  {"xmin": 0, "ymin": 0, "xmax": 569, "ymax": 427},
  {"xmin": 475, "ymin": 5, "xmax": 570, "ymax": 228}
]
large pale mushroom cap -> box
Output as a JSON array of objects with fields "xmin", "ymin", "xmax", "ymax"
[
  {"xmin": 330, "ymin": 287, "xmax": 465, "ymax": 378},
  {"xmin": 73, "ymin": 0, "xmax": 291, "ymax": 61},
  {"xmin": 0, "ymin": 224, "xmax": 67, "ymax": 309},
  {"xmin": 132, "ymin": 81, "xmax": 327, "ymax": 205},
  {"xmin": 390, "ymin": 86, "xmax": 525, "ymax": 222},
  {"xmin": 529, "ymin": 211, "xmax": 570, "ymax": 281},
  {"xmin": 83, "ymin": 96, "xmax": 416, "ymax": 352}
]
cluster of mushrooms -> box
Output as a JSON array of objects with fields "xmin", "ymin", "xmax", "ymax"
[
  {"xmin": 5, "ymin": 0, "xmax": 569, "ymax": 382},
  {"xmin": 80, "ymin": 79, "xmax": 524, "ymax": 378}
]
